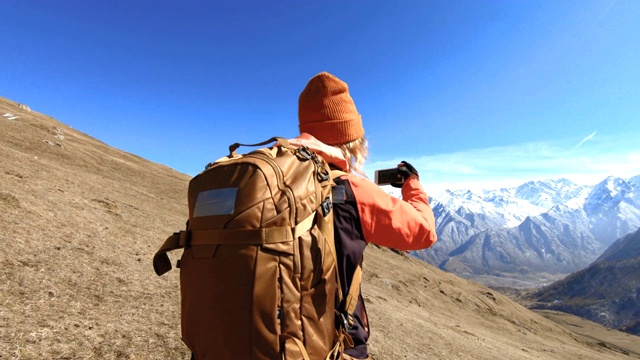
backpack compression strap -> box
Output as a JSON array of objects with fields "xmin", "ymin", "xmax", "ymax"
[
  {"xmin": 153, "ymin": 211, "xmax": 319, "ymax": 276},
  {"xmin": 153, "ymin": 231, "xmax": 190, "ymax": 276}
]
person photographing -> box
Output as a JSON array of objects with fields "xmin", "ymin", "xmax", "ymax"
[{"xmin": 289, "ymin": 72, "xmax": 438, "ymax": 360}]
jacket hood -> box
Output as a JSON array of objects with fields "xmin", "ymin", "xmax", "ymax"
[{"xmin": 288, "ymin": 133, "xmax": 349, "ymax": 171}]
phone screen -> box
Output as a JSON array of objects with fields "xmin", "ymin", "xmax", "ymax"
[{"xmin": 374, "ymin": 168, "xmax": 399, "ymax": 185}]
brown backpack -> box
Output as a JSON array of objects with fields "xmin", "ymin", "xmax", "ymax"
[{"xmin": 153, "ymin": 137, "xmax": 356, "ymax": 359}]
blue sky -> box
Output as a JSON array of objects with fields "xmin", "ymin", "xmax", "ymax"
[{"xmin": 2, "ymin": 0, "xmax": 639, "ymax": 193}]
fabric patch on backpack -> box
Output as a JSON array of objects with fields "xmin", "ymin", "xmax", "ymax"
[
  {"xmin": 194, "ymin": 188, "xmax": 238, "ymax": 217},
  {"xmin": 332, "ymin": 185, "xmax": 346, "ymax": 204}
]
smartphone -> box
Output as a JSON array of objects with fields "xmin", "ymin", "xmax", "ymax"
[{"xmin": 374, "ymin": 167, "xmax": 399, "ymax": 186}]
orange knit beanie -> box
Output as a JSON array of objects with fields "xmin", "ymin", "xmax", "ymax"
[{"xmin": 298, "ymin": 72, "xmax": 364, "ymax": 145}]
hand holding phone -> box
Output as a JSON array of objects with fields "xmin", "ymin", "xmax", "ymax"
[{"xmin": 374, "ymin": 161, "xmax": 419, "ymax": 188}]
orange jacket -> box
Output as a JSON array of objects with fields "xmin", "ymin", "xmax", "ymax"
[
  {"xmin": 290, "ymin": 133, "xmax": 437, "ymax": 251},
  {"xmin": 345, "ymin": 173, "xmax": 437, "ymax": 250}
]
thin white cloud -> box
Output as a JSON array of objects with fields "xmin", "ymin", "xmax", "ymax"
[
  {"xmin": 365, "ymin": 134, "xmax": 640, "ymax": 195},
  {"xmin": 571, "ymin": 130, "xmax": 597, "ymax": 150}
]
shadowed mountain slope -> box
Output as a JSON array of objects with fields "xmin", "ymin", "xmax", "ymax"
[
  {"xmin": 528, "ymin": 228, "xmax": 640, "ymax": 336},
  {"xmin": 1, "ymin": 96, "xmax": 638, "ymax": 359}
]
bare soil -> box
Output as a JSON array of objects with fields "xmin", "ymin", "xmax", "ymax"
[{"xmin": 1, "ymin": 96, "xmax": 638, "ymax": 359}]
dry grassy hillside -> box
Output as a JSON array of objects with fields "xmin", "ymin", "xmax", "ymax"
[
  {"xmin": 0, "ymin": 97, "xmax": 189, "ymax": 358},
  {"xmin": 1, "ymin": 96, "xmax": 638, "ymax": 359}
]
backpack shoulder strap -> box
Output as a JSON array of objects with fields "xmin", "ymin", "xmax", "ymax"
[
  {"xmin": 343, "ymin": 264, "xmax": 363, "ymax": 324},
  {"xmin": 328, "ymin": 169, "xmax": 365, "ymax": 328},
  {"xmin": 330, "ymin": 169, "xmax": 347, "ymax": 180}
]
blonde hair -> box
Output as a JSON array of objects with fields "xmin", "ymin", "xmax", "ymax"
[{"xmin": 335, "ymin": 136, "xmax": 368, "ymax": 177}]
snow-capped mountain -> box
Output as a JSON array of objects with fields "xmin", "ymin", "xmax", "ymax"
[
  {"xmin": 440, "ymin": 188, "xmax": 543, "ymax": 227},
  {"xmin": 584, "ymin": 176, "xmax": 640, "ymax": 244},
  {"xmin": 585, "ymin": 176, "xmax": 635, "ymax": 214},
  {"xmin": 631, "ymin": 175, "xmax": 640, "ymax": 203},
  {"xmin": 514, "ymin": 178, "xmax": 590, "ymax": 210},
  {"xmin": 435, "ymin": 178, "xmax": 591, "ymax": 228},
  {"xmin": 414, "ymin": 175, "xmax": 640, "ymax": 287}
]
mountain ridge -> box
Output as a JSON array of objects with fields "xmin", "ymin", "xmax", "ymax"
[{"xmin": 417, "ymin": 174, "xmax": 640, "ymax": 287}]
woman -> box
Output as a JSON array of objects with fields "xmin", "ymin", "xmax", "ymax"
[{"xmin": 289, "ymin": 72, "xmax": 438, "ymax": 360}]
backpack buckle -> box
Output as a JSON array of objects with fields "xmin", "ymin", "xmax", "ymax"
[
  {"xmin": 296, "ymin": 146, "xmax": 313, "ymax": 161},
  {"xmin": 321, "ymin": 196, "xmax": 332, "ymax": 216},
  {"xmin": 337, "ymin": 312, "xmax": 352, "ymax": 331},
  {"xmin": 317, "ymin": 168, "xmax": 330, "ymax": 182},
  {"xmin": 296, "ymin": 146, "xmax": 331, "ymax": 182}
]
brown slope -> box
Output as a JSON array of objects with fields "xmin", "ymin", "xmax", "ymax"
[
  {"xmin": 0, "ymin": 96, "xmax": 637, "ymax": 359},
  {"xmin": 362, "ymin": 247, "xmax": 640, "ymax": 359},
  {"xmin": 0, "ymin": 96, "xmax": 190, "ymax": 358}
]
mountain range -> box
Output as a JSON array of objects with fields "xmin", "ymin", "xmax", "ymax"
[{"xmin": 413, "ymin": 176, "xmax": 640, "ymax": 287}]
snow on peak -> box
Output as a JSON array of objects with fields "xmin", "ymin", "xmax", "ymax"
[
  {"xmin": 584, "ymin": 176, "xmax": 634, "ymax": 213},
  {"xmin": 627, "ymin": 174, "xmax": 640, "ymax": 188},
  {"xmin": 593, "ymin": 176, "xmax": 632, "ymax": 196},
  {"xmin": 433, "ymin": 175, "xmax": 639, "ymax": 229},
  {"xmin": 514, "ymin": 178, "xmax": 587, "ymax": 209}
]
